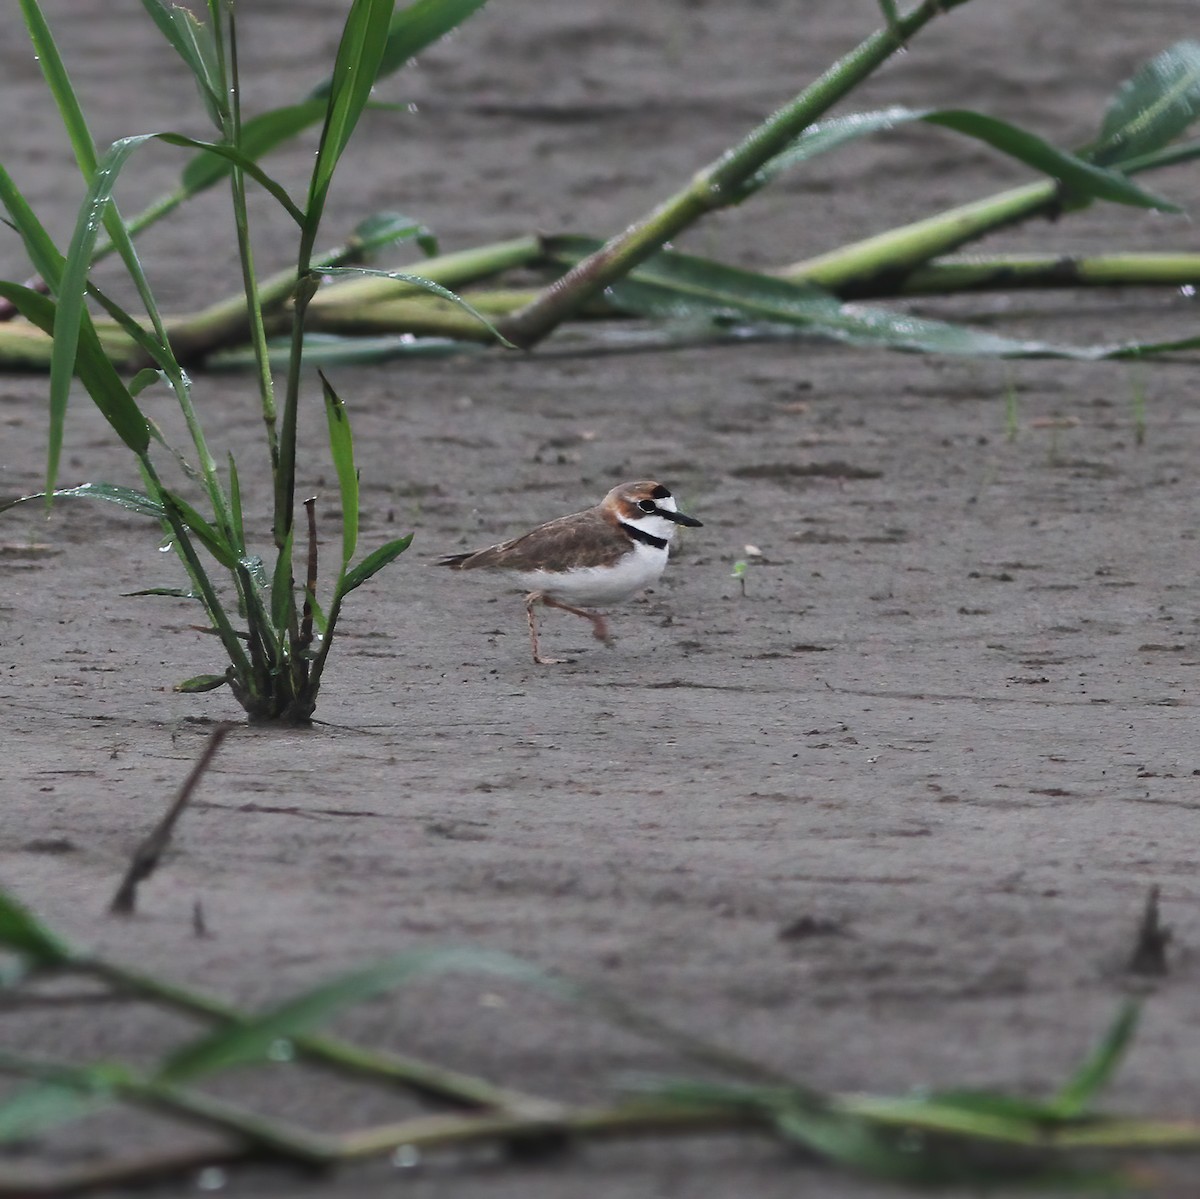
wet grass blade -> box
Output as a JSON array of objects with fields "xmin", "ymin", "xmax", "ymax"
[
  {"xmin": 160, "ymin": 489, "xmax": 240, "ymax": 571},
  {"xmin": 158, "ymin": 133, "xmax": 305, "ymax": 225},
  {"xmin": 319, "ymin": 371, "xmax": 359, "ymax": 570},
  {"xmin": 0, "ymin": 164, "xmax": 66, "ymax": 286},
  {"xmin": 271, "ymin": 526, "xmax": 295, "ymax": 632},
  {"xmin": 340, "ymin": 534, "xmax": 414, "ymax": 596},
  {"xmin": 305, "ymin": 0, "xmax": 396, "ymax": 256},
  {"xmin": 546, "ymin": 237, "xmax": 1200, "ymax": 361},
  {"xmin": 921, "ymin": 110, "xmax": 1179, "ymax": 209},
  {"xmin": 320, "ymin": 266, "xmax": 515, "ymax": 345},
  {"xmin": 1054, "ymin": 1001, "xmax": 1141, "ymax": 1118},
  {"xmin": 175, "ymin": 674, "xmax": 230, "ymax": 693},
  {"xmin": 179, "ymin": 100, "xmax": 327, "ymax": 197},
  {"xmin": 0, "ymin": 284, "xmax": 149, "ymax": 461},
  {"xmin": 140, "ymin": 0, "xmax": 223, "ymax": 127},
  {"xmin": 309, "ymin": 0, "xmax": 492, "ymax": 100},
  {"xmin": 742, "ymin": 105, "xmax": 1181, "ymax": 210},
  {"xmin": 351, "ymin": 211, "xmax": 439, "ymax": 257},
  {"xmin": 1093, "ymin": 41, "xmax": 1200, "ymax": 167},
  {"xmin": 157, "ymin": 948, "xmax": 569, "ymax": 1083},
  {"xmin": 0, "ymin": 482, "xmax": 164, "ymax": 518},
  {"xmin": 17, "ymin": 0, "xmax": 98, "ymax": 176}
]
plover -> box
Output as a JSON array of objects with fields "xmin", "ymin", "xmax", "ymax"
[{"xmin": 439, "ymin": 481, "xmax": 702, "ymax": 664}]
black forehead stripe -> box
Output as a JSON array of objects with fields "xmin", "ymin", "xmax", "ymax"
[
  {"xmin": 619, "ymin": 521, "xmax": 668, "ymax": 549},
  {"xmin": 650, "ymin": 484, "xmax": 671, "ymax": 500}
]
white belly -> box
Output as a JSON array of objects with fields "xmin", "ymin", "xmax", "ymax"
[{"xmin": 511, "ymin": 542, "xmax": 668, "ymax": 606}]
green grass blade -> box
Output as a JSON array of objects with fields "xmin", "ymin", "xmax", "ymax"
[
  {"xmin": 0, "ymin": 283, "xmax": 149, "ymax": 461},
  {"xmin": 175, "ymin": 674, "xmax": 231, "ymax": 693},
  {"xmin": 340, "ymin": 534, "xmax": 413, "ymax": 596},
  {"xmin": 351, "ymin": 211, "xmax": 439, "ymax": 257},
  {"xmin": 1054, "ymin": 1001, "xmax": 1141, "ymax": 1117},
  {"xmin": 546, "ymin": 237, "xmax": 1200, "ymax": 362},
  {"xmin": 161, "ymin": 489, "xmax": 240, "ymax": 570},
  {"xmin": 320, "ymin": 266, "xmax": 515, "ymax": 345},
  {"xmin": 227, "ymin": 453, "xmax": 246, "ymax": 554},
  {"xmin": 140, "ymin": 0, "xmax": 223, "ymax": 127},
  {"xmin": 0, "ymin": 1082, "xmax": 104, "ymax": 1144},
  {"xmin": 319, "ymin": 371, "xmax": 359, "ymax": 570},
  {"xmin": 178, "ymin": 100, "xmax": 326, "ymax": 197},
  {"xmin": 161, "ymin": 132, "xmax": 305, "ymax": 224},
  {"xmin": 157, "ymin": 948, "xmax": 566, "ymax": 1083},
  {"xmin": 0, "ymin": 164, "xmax": 66, "ymax": 286},
  {"xmin": 48, "ymin": 135, "xmax": 158, "ymax": 493},
  {"xmin": 923, "ymin": 110, "xmax": 1180, "ymax": 209},
  {"xmin": 0, "ymin": 482, "xmax": 164, "ymax": 519},
  {"xmin": 271, "ymin": 527, "xmax": 295, "ymax": 634},
  {"xmin": 17, "ymin": 0, "xmax": 98, "ymax": 176},
  {"xmin": 309, "ymin": 0, "xmax": 491, "ymax": 100},
  {"xmin": 1093, "ymin": 41, "xmax": 1200, "ymax": 167},
  {"xmin": 0, "ymin": 888, "xmax": 75, "ymax": 965},
  {"xmin": 743, "ymin": 105, "xmax": 1180, "ymax": 210},
  {"xmin": 304, "ymin": 0, "xmax": 397, "ymax": 256}
]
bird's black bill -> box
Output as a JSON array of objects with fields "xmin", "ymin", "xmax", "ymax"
[{"xmin": 663, "ymin": 510, "xmax": 702, "ymax": 527}]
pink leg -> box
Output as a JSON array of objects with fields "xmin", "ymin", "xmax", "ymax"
[
  {"xmin": 525, "ymin": 593, "xmax": 568, "ymax": 665},
  {"xmin": 541, "ymin": 595, "xmax": 612, "ymax": 645}
]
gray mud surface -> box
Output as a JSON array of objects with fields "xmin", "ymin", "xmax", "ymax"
[{"xmin": 4, "ymin": 2, "xmax": 1200, "ymax": 1194}]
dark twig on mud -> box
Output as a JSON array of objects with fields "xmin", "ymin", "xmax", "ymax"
[
  {"xmin": 109, "ymin": 724, "xmax": 234, "ymax": 914},
  {"xmin": 1127, "ymin": 885, "xmax": 1171, "ymax": 977}
]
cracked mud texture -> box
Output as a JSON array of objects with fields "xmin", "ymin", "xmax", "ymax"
[{"xmin": 4, "ymin": 1, "xmax": 1200, "ymax": 1194}]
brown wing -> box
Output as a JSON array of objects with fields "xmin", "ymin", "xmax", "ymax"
[{"xmin": 438, "ymin": 506, "xmax": 627, "ymax": 572}]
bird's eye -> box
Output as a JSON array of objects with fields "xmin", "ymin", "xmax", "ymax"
[{"xmin": 637, "ymin": 499, "xmax": 657, "ymax": 513}]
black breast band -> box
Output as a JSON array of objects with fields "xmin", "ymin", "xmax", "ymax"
[{"xmin": 620, "ymin": 522, "xmax": 668, "ymax": 550}]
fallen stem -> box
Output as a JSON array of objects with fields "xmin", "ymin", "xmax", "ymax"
[
  {"xmin": 496, "ymin": 0, "xmax": 975, "ymax": 348},
  {"xmin": 72, "ymin": 956, "xmax": 548, "ymax": 1112}
]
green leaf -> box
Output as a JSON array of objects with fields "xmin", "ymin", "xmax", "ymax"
[
  {"xmin": 308, "ymin": 0, "xmax": 492, "ymax": 100},
  {"xmin": 161, "ymin": 490, "xmax": 240, "ymax": 570},
  {"xmin": 0, "ymin": 481, "xmax": 164, "ymax": 518},
  {"xmin": 123, "ymin": 587, "xmax": 200, "ymax": 599},
  {"xmin": 304, "ymin": 586, "xmax": 329, "ymax": 637},
  {"xmin": 179, "ymin": 101, "xmax": 327, "ymax": 197},
  {"xmin": 319, "ymin": 371, "xmax": 359, "ymax": 569},
  {"xmin": 228, "ymin": 454, "xmax": 246, "ymax": 555},
  {"xmin": 922, "ymin": 110, "xmax": 1179, "ymax": 210},
  {"xmin": 0, "ymin": 163, "xmax": 66, "ymax": 286},
  {"xmin": 1093, "ymin": 42, "xmax": 1200, "ymax": 167},
  {"xmin": 271, "ymin": 527, "xmax": 295, "ymax": 634},
  {"xmin": 0, "ymin": 1081, "xmax": 108, "ymax": 1144},
  {"xmin": 128, "ymin": 368, "xmax": 163, "ymax": 398},
  {"xmin": 140, "ymin": 0, "xmax": 223, "ymax": 128},
  {"xmin": 48, "ymin": 136, "xmax": 155, "ymax": 493},
  {"xmin": 157, "ymin": 947, "xmax": 564, "ymax": 1083},
  {"xmin": 319, "ymin": 266, "xmax": 515, "ymax": 345},
  {"xmin": 0, "ymin": 888, "xmax": 74, "ymax": 965},
  {"xmin": 741, "ymin": 106, "xmax": 1180, "ymax": 211},
  {"xmin": 351, "ymin": 211, "xmax": 439, "ymax": 257},
  {"xmin": 340, "ymin": 534, "xmax": 413, "ymax": 596},
  {"xmin": 546, "ymin": 237, "xmax": 1200, "ymax": 362},
  {"xmin": 0, "ymin": 287, "xmax": 148, "ymax": 466},
  {"xmin": 1054, "ymin": 1001, "xmax": 1141, "ymax": 1117},
  {"xmin": 157, "ymin": 133, "xmax": 304, "ymax": 224},
  {"xmin": 175, "ymin": 674, "xmax": 230, "ymax": 693},
  {"xmin": 305, "ymin": 0, "xmax": 397, "ymax": 253},
  {"xmin": 18, "ymin": 0, "xmax": 98, "ymax": 177}
]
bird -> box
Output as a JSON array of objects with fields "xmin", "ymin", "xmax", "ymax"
[{"xmin": 438, "ymin": 481, "xmax": 702, "ymax": 664}]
